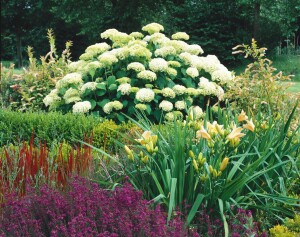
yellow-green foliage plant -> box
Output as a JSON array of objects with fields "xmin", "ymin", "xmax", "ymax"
[
  {"xmin": 269, "ymin": 214, "xmax": 300, "ymax": 237},
  {"xmin": 4, "ymin": 29, "xmax": 72, "ymax": 112},
  {"xmin": 44, "ymin": 23, "xmax": 234, "ymax": 123},
  {"xmin": 227, "ymin": 39, "xmax": 298, "ymax": 117}
]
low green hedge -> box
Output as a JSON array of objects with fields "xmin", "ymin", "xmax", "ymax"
[{"xmin": 0, "ymin": 110, "xmax": 138, "ymax": 150}]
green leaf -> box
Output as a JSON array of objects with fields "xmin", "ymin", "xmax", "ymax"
[
  {"xmin": 122, "ymin": 100, "xmax": 128, "ymax": 107},
  {"xmin": 168, "ymin": 178, "xmax": 177, "ymax": 222},
  {"xmin": 96, "ymin": 83, "xmax": 106, "ymax": 90},
  {"xmin": 108, "ymin": 84, "xmax": 117, "ymax": 91},
  {"xmin": 97, "ymin": 99, "xmax": 110, "ymax": 108},
  {"xmin": 186, "ymin": 194, "xmax": 205, "ymax": 225},
  {"xmin": 146, "ymin": 104, "xmax": 152, "ymax": 115},
  {"xmin": 116, "ymin": 70, "xmax": 127, "ymax": 78},
  {"xmin": 218, "ymin": 199, "xmax": 229, "ymax": 237},
  {"xmin": 89, "ymin": 99, "xmax": 96, "ymax": 109},
  {"xmin": 181, "ymin": 68, "xmax": 186, "ymax": 76},
  {"xmin": 117, "ymin": 113, "xmax": 125, "ymax": 123},
  {"xmin": 107, "ymin": 75, "xmax": 116, "ymax": 86},
  {"xmin": 96, "ymin": 90, "xmax": 106, "ymax": 96}
]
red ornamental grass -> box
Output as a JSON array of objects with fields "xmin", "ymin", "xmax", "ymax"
[{"xmin": 0, "ymin": 134, "xmax": 93, "ymax": 200}]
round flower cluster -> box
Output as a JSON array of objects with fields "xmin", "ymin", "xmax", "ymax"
[
  {"xmin": 117, "ymin": 83, "xmax": 131, "ymax": 95},
  {"xmin": 98, "ymin": 53, "xmax": 118, "ymax": 67},
  {"xmin": 129, "ymin": 44, "xmax": 152, "ymax": 60},
  {"xmin": 198, "ymin": 77, "xmax": 217, "ymax": 96},
  {"xmin": 171, "ymin": 32, "xmax": 189, "ymax": 41},
  {"xmin": 137, "ymin": 70, "xmax": 157, "ymax": 81},
  {"xmin": 142, "ymin": 23, "xmax": 164, "ymax": 35},
  {"xmin": 85, "ymin": 43, "xmax": 111, "ymax": 56},
  {"xmin": 161, "ymin": 88, "xmax": 176, "ymax": 98},
  {"xmin": 136, "ymin": 88, "xmax": 155, "ymax": 102},
  {"xmin": 173, "ymin": 85, "xmax": 186, "ymax": 95},
  {"xmin": 103, "ymin": 101, "xmax": 123, "ymax": 114},
  {"xmin": 81, "ymin": 82, "xmax": 98, "ymax": 94},
  {"xmin": 185, "ymin": 88, "xmax": 199, "ymax": 96},
  {"xmin": 68, "ymin": 60, "xmax": 87, "ymax": 72},
  {"xmin": 127, "ymin": 62, "xmax": 145, "ymax": 72},
  {"xmin": 168, "ymin": 61, "xmax": 181, "ymax": 68},
  {"xmin": 56, "ymin": 73, "xmax": 83, "ymax": 90},
  {"xmin": 186, "ymin": 67, "xmax": 199, "ymax": 78},
  {"xmin": 159, "ymin": 100, "xmax": 173, "ymax": 112},
  {"xmin": 149, "ymin": 58, "xmax": 168, "ymax": 72},
  {"xmin": 175, "ymin": 100, "xmax": 186, "ymax": 110},
  {"xmin": 185, "ymin": 45, "xmax": 204, "ymax": 55},
  {"xmin": 155, "ymin": 46, "xmax": 177, "ymax": 58},
  {"xmin": 211, "ymin": 65, "xmax": 233, "ymax": 85},
  {"xmin": 43, "ymin": 89, "xmax": 61, "ymax": 108},
  {"xmin": 130, "ymin": 32, "xmax": 144, "ymax": 39},
  {"xmin": 166, "ymin": 67, "xmax": 177, "ymax": 77},
  {"xmin": 116, "ymin": 77, "xmax": 131, "ymax": 84},
  {"xmin": 63, "ymin": 88, "xmax": 81, "ymax": 104},
  {"xmin": 189, "ymin": 106, "xmax": 204, "ymax": 119},
  {"xmin": 135, "ymin": 103, "xmax": 147, "ymax": 111},
  {"xmin": 72, "ymin": 101, "xmax": 92, "ymax": 113}
]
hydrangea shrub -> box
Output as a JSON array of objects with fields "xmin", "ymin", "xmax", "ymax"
[{"xmin": 44, "ymin": 23, "xmax": 234, "ymax": 123}]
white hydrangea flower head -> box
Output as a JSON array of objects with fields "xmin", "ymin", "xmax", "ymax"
[
  {"xmin": 166, "ymin": 67, "xmax": 177, "ymax": 77},
  {"xmin": 198, "ymin": 77, "xmax": 217, "ymax": 95},
  {"xmin": 127, "ymin": 62, "xmax": 145, "ymax": 72},
  {"xmin": 185, "ymin": 44, "xmax": 204, "ymax": 55},
  {"xmin": 98, "ymin": 53, "xmax": 118, "ymax": 67},
  {"xmin": 85, "ymin": 43, "xmax": 111, "ymax": 56},
  {"xmin": 79, "ymin": 52, "xmax": 94, "ymax": 61},
  {"xmin": 116, "ymin": 77, "xmax": 131, "ymax": 84},
  {"xmin": 173, "ymin": 85, "xmax": 186, "ymax": 95},
  {"xmin": 112, "ymin": 101, "xmax": 123, "ymax": 110},
  {"xmin": 179, "ymin": 52, "xmax": 193, "ymax": 65},
  {"xmin": 130, "ymin": 32, "xmax": 144, "ymax": 39},
  {"xmin": 175, "ymin": 100, "xmax": 186, "ymax": 110},
  {"xmin": 43, "ymin": 89, "xmax": 61, "ymax": 107},
  {"xmin": 129, "ymin": 44, "xmax": 152, "ymax": 60},
  {"xmin": 136, "ymin": 88, "xmax": 155, "ymax": 102},
  {"xmin": 150, "ymin": 33, "xmax": 170, "ymax": 45},
  {"xmin": 103, "ymin": 102, "xmax": 113, "ymax": 114},
  {"xmin": 117, "ymin": 83, "xmax": 131, "ymax": 95},
  {"xmin": 80, "ymin": 82, "xmax": 98, "ymax": 94},
  {"xmin": 211, "ymin": 65, "xmax": 234, "ymax": 85},
  {"xmin": 56, "ymin": 73, "xmax": 83, "ymax": 90},
  {"xmin": 154, "ymin": 46, "xmax": 176, "ymax": 58},
  {"xmin": 72, "ymin": 101, "xmax": 92, "ymax": 113},
  {"xmin": 127, "ymin": 40, "xmax": 148, "ymax": 48},
  {"xmin": 190, "ymin": 106, "xmax": 204, "ymax": 119},
  {"xmin": 111, "ymin": 32, "xmax": 133, "ymax": 48},
  {"xmin": 63, "ymin": 88, "xmax": 81, "ymax": 104},
  {"xmin": 68, "ymin": 60, "xmax": 87, "ymax": 72},
  {"xmin": 149, "ymin": 58, "xmax": 168, "ymax": 72},
  {"xmin": 165, "ymin": 40, "xmax": 188, "ymax": 54},
  {"xmin": 165, "ymin": 112, "xmax": 175, "ymax": 121},
  {"xmin": 186, "ymin": 67, "xmax": 199, "ymax": 78},
  {"xmin": 185, "ymin": 88, "xmax": 199, "ymax": 96},
  {"xmin": 143, "ymin": 35, "xmax": 151, "ymax": 42},
  {"xmin": 84, "ymin": 61, "xmax": 102, "ymax": 74},
  {"xmin": 168, "ymin": 61, "xmax": 181, "ymax": 68},
  {"xmin": 142, "ymin": 23, "xmax": 164, "ymax": 35},
  {"xmin": 137, "ymin": 70, "xmax": 157, "ymax": 81},
  {"xmin": 130, "ymin": 87, "xmax": 140, "ymax": 93},
  {"xmin": 161, "ymin": 88, "xmax": 176, "ymax": 98},
  {"xmin": 110, "ymin": 47, "xmax": 130, "ymax": 60},
  {"xmin": 159, "ymin": 100, "xmax": 173, "ymax": 112},
  {"xmin": 100, "ymin": 29, "xmax": 119, "ymax": 39},
  {"xmin": 215, "ymin": 85, "xmax": 225, "ymax": 100},
  {"xmin": 171, "ymin": 32, "xmax": 189, "ymax": 41},
  {"xmin": 202, "ymin": 55, "xmax": 221, "ymax": 73},
  {"xmin": 135, "ymin": 103, "xmax": 147, "ymax": 111},
  {"xmin": 189, "ymin": 56, "xmax": 205, "ymax": 70}
]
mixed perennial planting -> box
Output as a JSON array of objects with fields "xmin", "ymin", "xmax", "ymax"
[{"xmin": 43, "ymin": 23, "xmax": 234, "ymax": 122}]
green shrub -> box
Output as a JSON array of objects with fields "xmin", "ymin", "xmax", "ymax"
[
  {"xmin": 0, "ymin": 110, "xmax": 101, "ymax": 146},
  {"xmin": 269, "ymin": 214, "xmax": 300, "ymax": 237},
  {"xmin": 0, "ymin": 30, "xmax": 71, "ymax": 112},
  {"xmin": 44, "ymin": 22, "xmax": 234, "ymax": 123}
]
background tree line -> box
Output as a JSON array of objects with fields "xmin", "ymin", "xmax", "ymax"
[{"xmin": 1, "ymin": 0, "xmax": 299, "ymax": 68}]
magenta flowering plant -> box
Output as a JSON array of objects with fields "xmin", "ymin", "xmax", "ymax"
[{"xmin": 0, "ymin": 177, "xmax": 192, "ymax": 237}]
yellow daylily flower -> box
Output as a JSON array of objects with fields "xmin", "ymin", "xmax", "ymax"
[
  {"xmin": 196, "ymin": 126, "xmax": 212, "ymax": 141},
  {"xmin": 135, "ymin": 131, "xmax": 152, "ymax": 145},
  {"xmin": 243, "ymin": 119, "xmax": 255, "ymax": 132},
  {"xmin": 238, "ymin": 110, "xmax": 248, "ymax": 122},
  {"xmin": 227, "ymin": 125, "xmax": 245, "ymax": 140}
]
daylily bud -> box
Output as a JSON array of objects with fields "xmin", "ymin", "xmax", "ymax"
[
  {"xmin": 152, "ymin": 135, "xmax": 158, "ymax": 145},
  {"xmin": 209, "ymin": 165, "xmax": 214, "ymax": 174},
  {"xmin": 141, "ymin": 155, "xmax": 148, "ymax": 163},
  {"xmin": 189, "ymin": 150, "xmax": 196, "ymax": 159},
  {"xmin": 220, "ymin": 157, "xmax": 229, "ymax": 171},
  {"xmin": 124, "ymin": 145, "xmax": 132, "ymax": 155},
  {"xmin": 192, "ymin": 159, "xmax": 199, "ymax": 172}
]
